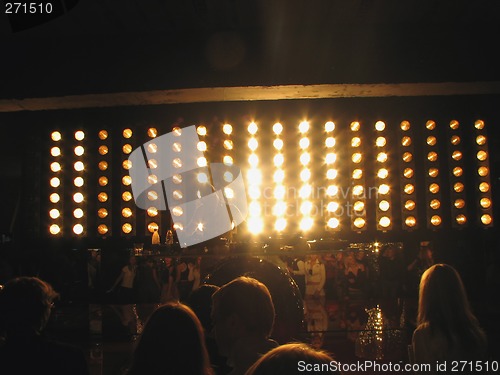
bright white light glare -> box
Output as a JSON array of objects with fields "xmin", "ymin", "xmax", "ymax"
[
  {"xmin": 197, "ymin": 157, "xmax": 207, "ymax": 167},
  {"xmin": 325, "ymin": 153, "xmax": 336, "ymax": 164},
  {"xmin": 249, "ymin": 202, "xmax": 261, "ymax": 217},
  {"xmin": 74, "ymin": 177, "xmax": 84, "ymax": 187},
  {"xmin": 376, "ymin": 137, "xmax": 386, "ymax": 147},
  {"xmin": 325, "ymin": 137, "xmax": 335, "ymax": 148},
  {"xmin": 379, "ymin": 184, "xmax": 390, "ymax": 195},
  {"xmin": 197, "ymin": 141, "xmax": 207, "ymax": 152},
  {"xmin": 353, "ymin": 217, "xmax": 366, "ymax": 228},
  {"xmin": 275, "ymin": 218, "xmax": 287, "ymax": 232},
  {"xmin": 197, "ymin": 126, "xmax": 207, "ymax": 136},
  {"xmin": 73, "ymin": 193, "xmax": 84, "ymax": 203},
  {"xmin": 248, "ymin": 138, "xmax": 258, "ymax": 151},
  {"xmin": 49, "ymin": 209, "xmax": 60, "ymax": 219},
  {"xmin": 273, "ymin": 139, "xmax": 283, "ymax": 150},
  {"xmin": 327, "ymin": 202, "xmax": 339, "ymax": 213},
  {"xmin": 197, "ymin": 173, "xmax": 209, "ymax": 183},
  {"xmin": 50, "ymin": 162, "xmax": 61, "ymax": 172},
  {"xmin": 51, "ymin": 147, "xmax": 61, "ymax": 157},
  {"xmin": 74, "ymin": 161, "xmax": 84, "ymax": 171},
  {"xmin": 74, "ymin": 131, "xmax": 85, "ymax": 141},
  {"xmin": 377, "ymin": 168, "xmax": 389, "ymax": 179},
  {"xmin": 273, "ymin": 202, "xmax": 287, "ymax": 216},
  {"xmin": 377, "ymin": 152, "xmax": 388, "ymax": 163},
  {"xmin": 299, "ymin": 184, "xmax": 312, "ymax": 199},
  {"xmin": 248, "ymin": 186, "xmax": 261, "ymax": 199},
  {"xmin": 273, "ymin": 123, "xmax": 283, "ymax": 135},
  {"xmin": 49, "ymin": 193, "xmax": 60, "ymax": 203},
  {"xmin": 274, "ymin": 186, "xmax": 286, "ymax": 200},
  {"xmin": 325, "ymin": 121, "xmax": 335, "ymax": 132},
  {"xmin": 223, "ymin": 124, "xmax": 232, "ymax": 135},
  {"xmin": 379, "ymin": 216, "xmax": 391, "ymax": 228},
  {"xmin": 300, "ymin": 169, "xmax": 311, "ymax": 181},
  {"xmin": 49, "ymin": 224, "xmax": 61, "ymax": 235},
  {"xmin": 51, "ymin": 131, "xmax": 62, "ymax": 142},
  {"xmin": 326, "ymin": 169, "xmax": 337, "ymax": 180},
  {"xmin": 248, "ymin": 122, "xmax": 258, "ymax": 135},
  {"xmin": 300, "ymin": 201, "xmax": 313, "ymax": 215},
  {"xmin": 74, "ymin": 146, "xmax": 84, "ymax": 156},
  {"xmin": 247, "ymin": 168, "xmax": 262, "ymax": 183},
  {"xmin": 224, "ymin": 187, "xmax": 234, "ymax": 199},
  {"xmin": 375, "ymin": 121, "xmax": 386, "ymax": 131},
  {"xmin": 273, "ymin": 169, "xmax": 285, "ymax": 183},
  {"xmin": 327, "ymin": 185, "xmax": 338, "ymax": 197},
  {"xmin": 223, "ymin": 155, "xmax": 233, "ymax": 165},
  {"xmin": 299, "ymin": 137, "xmax": 310, "ymax": 149},
  {"xmin": 50, "ymin": 177, "xmax": 60, "ymax": 188},
  {"xmin": 299, "ymin": 121, "xmax": 310, "ymax": 133},
  {"xmin": 249, "ymin": 154, "xmax": 259, "ymax": 167},
  {"xmin": 299, "ymin": 217, "xmax": 314, "ymax": 231},
  {"xmin": 196, "ymin": 223, "xmax": 204, "ymax": 231},
  {"xmin": 248, "ymin": 218, "xmax": 264, "ymax": 234},
  {"xmin": 352, "ymin": 185, "xmax": 364, "ymax": 196},
  {"xmin": 73, "ymin": 208, "xmax": 84, "ymax": 219},
  {"xmin": 73, "ymin": 224, "xmax": 84, "ymax": 235},
  {"xmin": 299, "ymin": 153, "xmax": 310, "ymax": 165},
  {"xmin": 379, "ymin": 200, "xmax": 390, "ymax": 211},
  {"xmin": 273, "ymin": 154, "xmax": 284, "ymax": 167},
  {"xmin": 327, "ymin": 218, "xmax": 339, "ymax": 229}
]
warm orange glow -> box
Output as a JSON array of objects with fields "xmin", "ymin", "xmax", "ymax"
[
  {"xmin": 98, "ymin": 224, "xmax": 108, "ymax": 235},
  {"xmin": 122, "ymin": 144, "xmax": 132, "ymax": 154},
  {"xmin": 405, "ymin": 216, "xmax": 416, "ymax": 227},
  {"xmin": 430, "ymin": 215, "xmax": 442, "ymax": 226},
  {"xmin": 449, "ymin": 120, "xmax": 459, "ymax": 130},
  {"xmin": 122, "ymin": 128, "xmax": 133, "ymax": 138},
  {"xmin": 98, "ymin": 161, "xmax": 108, "ymax": 171},
  {"xmin": 122, "ymin": 223, "xmax": 133, "ymax": 234},
  {"xmin": 98, "ymin": 130, "xmax": 108, "ymax": 140},
  {"xmin": 481, "ymin": 214, "xmax": 492, "ymax": 225},
  {"xmin": 400, "ymin": 121, "xmax": 411, "ymax": 131},
  {"xmin": 122, "ymin": 208, "xmax": 132, "ymax": 218}
]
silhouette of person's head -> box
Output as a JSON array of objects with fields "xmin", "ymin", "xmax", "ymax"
[
  {"xmin": 0, "ymin": 276, "xmax": 59, "ymax": 336},
  {"xmin": 186, "ymin": 284, "xmax": 220, "ymax": 332},
  {"xmin": 211, "ymin": 276, "xmax": 275, "ymax": 357},
  {"xmin": 127, "ymin": 302, "xmax": 213, "ymax": 375},
  {"xmin": 245, "ymin": 342, "xmax": 339, "ymax": 375}
]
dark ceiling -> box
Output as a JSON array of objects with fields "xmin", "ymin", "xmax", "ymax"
[{"xmin": 1, "ymin": 0, "xmax": 500, "ymax": 99}]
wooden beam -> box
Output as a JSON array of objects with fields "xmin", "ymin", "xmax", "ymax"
[{"xmin": 1, "ymin": 81, "xmax": 500, "ymax": 112}]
